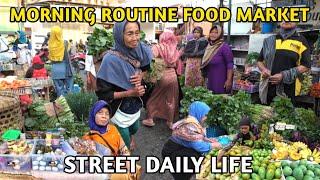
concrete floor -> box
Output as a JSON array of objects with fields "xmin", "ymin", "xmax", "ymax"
[{"xmin": 133, "ymin": 109, "xmax": 196, "ymax": 180}]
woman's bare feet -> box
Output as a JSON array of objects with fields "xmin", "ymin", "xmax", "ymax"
[
  {"xmin": 166, "ymin": 121, "xmax": 173, "ymax": 130},
  {"xmin": 142, "ymin": 118, "xmax": 155, "ymax": 127},
  {"xmin": 130, "ymin": 136, "xmax": 136, "ymax": 151}
]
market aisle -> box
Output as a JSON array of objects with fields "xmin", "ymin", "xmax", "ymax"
[{"xmin": 133, "ymin": 109, "xmax": 173, "ymax": 180}]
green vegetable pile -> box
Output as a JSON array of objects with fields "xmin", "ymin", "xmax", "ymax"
[
  {"xmin": 248, "ymin": 104, "xmax": 274, "ymax": 124},
  {"xmin": 25, "ymin": 96, "xmax": 89, "ymax": 138},
  {"xmin": 25, "ymin": 96, "xmax": 74, "ymax": 131},
  {"xmin": 181, "ymin": 87, "xmax": 252, "ymax": 134},
  {"xmin": 87, "ymin": 27, "xmax": 114, "ymax": 57},
  {"xmin": 180, "ymin": 86, "xmax": 215, "ymax": 115},
  {"xmin": 271, "ymin": 96, "xmax": 320, "ymax": 141},
  {"xmin": 65, "ymin": 92, "xmax": 98, "ymax": 122}
]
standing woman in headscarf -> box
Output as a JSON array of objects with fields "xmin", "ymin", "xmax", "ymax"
[
  {"xmin": 48, "ymin": 26, "xmax": 74, "ymax": 97},
  {"xmin": 96, "ymin": 21, "xmax": 152, "ymax": 150},
  {"xmin": 142, "ymin": 31, "xmax": 182, "ymax": 129},
  {"xmin": 182, "ymin": 26, "xmax": 208, "ymax": 87},
  {"xmin": 13, "ymin": 30, "xmax": 32, "ymax": 67},
  {"xmin": 201, "ymin": 25, "xmax": 234, "ymax": 94},
  {"xmin": 162, "ymin": 101, "xmax": 221, "ymax": 180}
]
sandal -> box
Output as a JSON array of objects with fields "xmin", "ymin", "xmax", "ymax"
[{"xmin": 142, "ymin": 119, "xmax": 155, "ymax": 127}]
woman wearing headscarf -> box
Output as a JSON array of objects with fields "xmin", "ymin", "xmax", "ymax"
[
  {"xmin": 142, "ymin": 31, "xmax": 182, "ymax": 129},
  {"xmin": 13, "ymin": 30, "xmax": 32, "ymax": 67},
  {"xmin": 201, "ymin": 25, "xmax": 234, "ymax": 94},
  {"xmin": 83, "ymin": 100, "xmax": 142, "ymax": 180},
  {"xmin": 182, "ymin": 26, "xmax": 208, "ymax": 87},
  {"xmin": 48, "ymin": 26, "xmax": 73, "ymax": 97},
  {"xmin": 162, "ymin": 101, "xmax": 221, "ymax": 180},
  {"xmin": 96, "ymin": 21, "xmax": 152, "ymax": 150}
]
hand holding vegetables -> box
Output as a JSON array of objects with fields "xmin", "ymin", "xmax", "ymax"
[
  {"xmin": 130, "ymin": 85, "xmax": 145, "ymax": 97},
  {"xmin": 269, "ymin": 73, "xmax": 283, "ymax": 84},
  {"xmin": 261, "ymin": 69, "xmax": 271, "ymax": 79}
]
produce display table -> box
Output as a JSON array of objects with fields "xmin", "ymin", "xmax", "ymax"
[
  {"xmin": 0, "ymin": 172, "xmax": 109, "ymax": 180},
  {"xmin": 31, "ymin": 171, "xmax": 109, "ymax": 180}
]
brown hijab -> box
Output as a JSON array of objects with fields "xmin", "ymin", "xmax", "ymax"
[{"xmin": 201, "ymin": 25, "xmax": 224, "ymax": 69}]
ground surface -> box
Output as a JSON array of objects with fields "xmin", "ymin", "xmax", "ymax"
[{"xmin": 133, "ymin": 109, "xmax": 173, "ymax": 180}]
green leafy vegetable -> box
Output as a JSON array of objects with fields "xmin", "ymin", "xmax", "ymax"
[{"xmin": 87, "ymin": 27, "xmax": 114, "ymax": 56}]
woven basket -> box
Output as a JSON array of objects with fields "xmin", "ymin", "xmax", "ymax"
[{"xmin": 0, "ymin": 92, "xmax": 24, "ymax": 136}]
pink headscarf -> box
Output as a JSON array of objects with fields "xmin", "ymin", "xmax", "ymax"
[{"xmin": 153, "ymin": 32, "xmax": 183, "ymax": 74}]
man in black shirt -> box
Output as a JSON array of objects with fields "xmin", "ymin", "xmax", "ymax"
[{"xmin": 257, "ymin": 22, "xmax": 311, "ymax": 104}]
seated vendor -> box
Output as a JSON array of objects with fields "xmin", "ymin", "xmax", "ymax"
[
  {"xmin": 83, "ymin": 100, "xmax": 140, "ymax": 180},
  {"xmin": 218, "ymin": 116, "xmax": 259, "ymax": 160},
  {"xmin": 162, "ymin": 101, "xmax": 221, "ymax": 180},
  {"xmin": 25, "ymin": 55, "xmax": 48, "ymax": 79}
]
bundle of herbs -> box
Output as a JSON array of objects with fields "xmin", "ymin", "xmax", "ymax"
[{"xmin": 143, "ymin": 58, "xmax": 166, "ymax": 84}]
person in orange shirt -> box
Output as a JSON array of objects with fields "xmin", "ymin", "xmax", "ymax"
[{"xmin": 83, "ymin": 100, "xmax": 141, "ymax": 180}]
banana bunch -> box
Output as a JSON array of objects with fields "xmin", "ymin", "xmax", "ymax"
[
  {"xmin": 292, "ymin": 142, "xmax": 308, "ymax": 150},
  {"xmin": 309, "ymin": 149, "xmax": 320, "ymax": 163},
  {"xmin": 274, "ymin": 141, "xmax": 288, "ymax": 149},
  {"xmin": 270, "ymin": 132, "xmax": 283, "ymax": 142},
  {"xmin": 272, "ymin": 150, "xmax": 289, "ymax": 160},
  {"xmin": 299, "ymin": 148, "xmax": 312, "ymax": 159}
]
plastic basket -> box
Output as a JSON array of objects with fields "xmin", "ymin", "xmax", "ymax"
[
  {"xmin": 31, "ymin": 139, "xmax": 77, "ymax": 172},
  {"xmin": 0, "ymin": 140, "xmax": 35, "ymax": 174}
]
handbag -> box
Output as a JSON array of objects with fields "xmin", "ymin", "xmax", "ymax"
[{"xmin": 111, "ymin": 98, "xmax": 143, "ymax": 128}]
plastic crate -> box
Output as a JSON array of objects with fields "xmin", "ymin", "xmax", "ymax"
[
  {"xmin": 31, "ymin": 139, "xmax": 77, "ymax": 172},
  {"xmin": 0, "ymin": 140, "xmax": 35, "ymax": 174}
]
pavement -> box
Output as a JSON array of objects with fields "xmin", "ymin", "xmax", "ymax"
[{"xmin": 133, "ymin": 109, "xmax": 173, "ymax": 180}]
